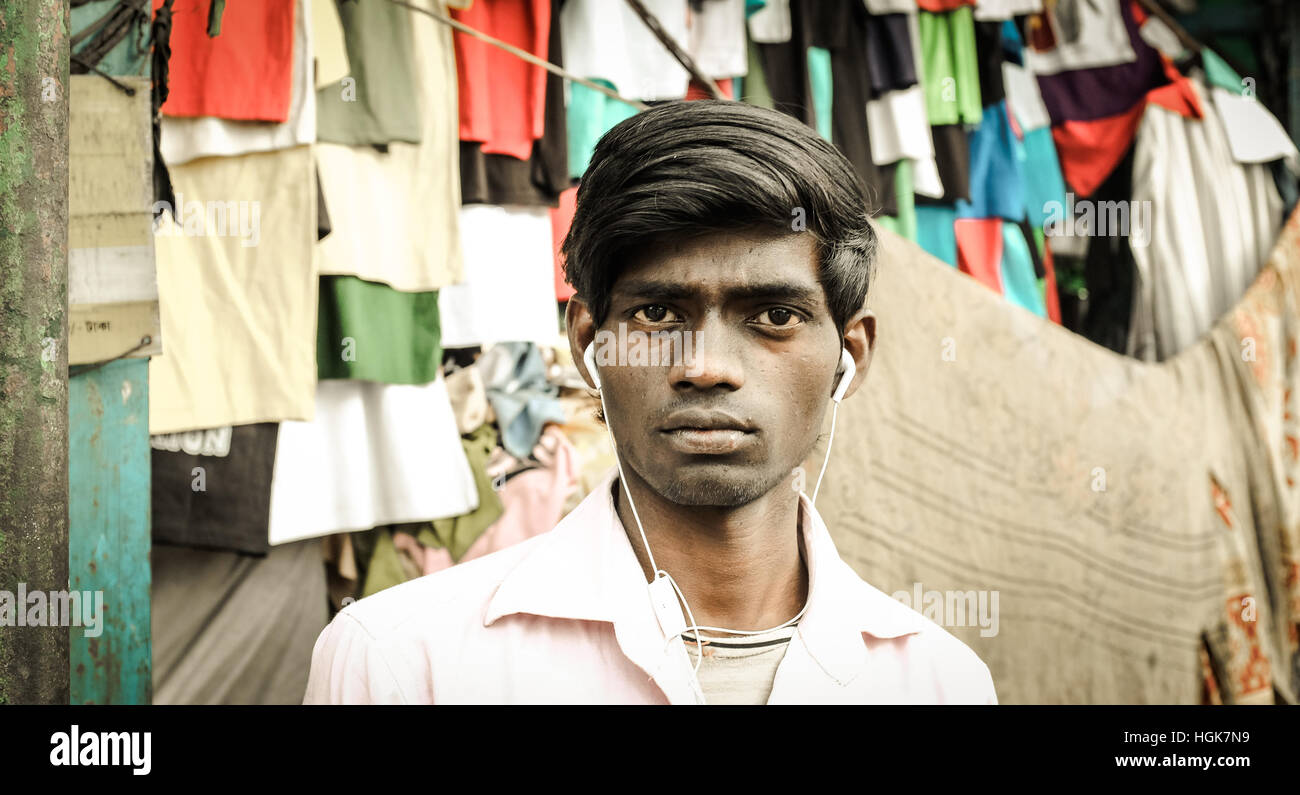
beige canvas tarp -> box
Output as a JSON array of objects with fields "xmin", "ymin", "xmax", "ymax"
[{"xmin": 814, "ymin": 217, "xmax": 1300, "ymax": 704}]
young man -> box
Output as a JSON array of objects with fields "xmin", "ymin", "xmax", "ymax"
[{"xmin": 304, "ymin": 101, "xmax": 996, "ymax": 705}]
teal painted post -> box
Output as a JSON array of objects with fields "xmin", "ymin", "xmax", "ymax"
[{"xmin": 68, "ymin": 358, "xmax": 151, "ymax": 704}]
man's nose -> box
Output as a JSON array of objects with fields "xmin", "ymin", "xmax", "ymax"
[{"xmin": 668, "ymin": 322, "xmax": 744, "ymax": 391}]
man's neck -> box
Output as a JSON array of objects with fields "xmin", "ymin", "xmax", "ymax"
[{"xmin": 613, "ymin": 471, "xmax": 809, "ymax": 634}]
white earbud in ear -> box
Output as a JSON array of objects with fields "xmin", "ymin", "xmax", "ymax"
[
  {"xmin": 831, "ymin": 348, "xmax": 855, "ymax": 403},
  {"xmin": 814, "ymin": 347, "xmax": 856, "ymax": 505},
  {"xmin": 583, "ymin": 342, "xmax": 601, "ymax": 389}
]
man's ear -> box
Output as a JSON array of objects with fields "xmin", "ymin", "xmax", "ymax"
[
  {"xmin": 838, "ymin": 308, "xmax": 876, "ymax": 402},
  {"xmin": 567, "ymin": 298, "xmax": 600, "ymax": 390}
]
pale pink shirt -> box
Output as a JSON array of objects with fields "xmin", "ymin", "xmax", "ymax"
[{"xmin": 303, "ymin": 473, "xmax": 998, "ymax": 705}]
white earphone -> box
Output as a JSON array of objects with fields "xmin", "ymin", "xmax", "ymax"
[
  {"xmin": 815, "ymin": 346, "xmax": 855, "ymax": 505},
  {"xmin": 831, "ymin": 346, "xmax": 856, "ymax": 403},
  {"xmin": 582, "ymin": 341, "xmax": 602, "ymax": 389}
]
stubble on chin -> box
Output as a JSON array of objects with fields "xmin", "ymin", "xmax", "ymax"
[{"xmin": 652, "ymin": 467, "xmax": 788, "ymax": 509}]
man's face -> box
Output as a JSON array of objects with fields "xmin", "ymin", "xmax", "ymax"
[{"xmin": 575, "ymin": 230, "xmax": 855, "ymax": 508}]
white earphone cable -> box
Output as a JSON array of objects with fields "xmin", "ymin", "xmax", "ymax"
[
  {"xmin": 590, "ymin": 344, "xmax": 847, "ymax": 702},
  {"xmin": 597, "ymin": 389, "xmax": 658, "ymax": 577},
  {"xmin": 811, "ymin": 398, "xmax": 840, "ymax": 505},
  {"xmin": 597, "ymin": 387, "xmax": 708, "ymax": 695}
]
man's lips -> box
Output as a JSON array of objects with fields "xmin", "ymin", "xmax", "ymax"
[
  {"xmin": 659, "ymin": 409, "xmax": 755, "ymax": 433},
  {"xmin": 660, "ymin": 428, "xmax": 753, "ymax": 454},
  {"xmin": 659, "ymin": 410, "xmax": 756, "ymax": 455}
]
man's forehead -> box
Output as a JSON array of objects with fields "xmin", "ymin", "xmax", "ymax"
[{"xmin": 612, "ymin": 231, "xmax": 823, "ymax": 298}]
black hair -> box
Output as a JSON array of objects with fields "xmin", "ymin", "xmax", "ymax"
[{"xmin": 561, "ymin": 100, "xmax": 878, "ymax": 333}]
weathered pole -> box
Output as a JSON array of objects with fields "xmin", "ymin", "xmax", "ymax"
[{"xmin": 0, "ymin": 0, "xmax": 70, "ymax": 704}]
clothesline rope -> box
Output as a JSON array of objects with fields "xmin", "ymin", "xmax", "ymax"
[
  {"xmin": 1134, "ymin": 0, "xmax": 1203, "ymax": 55},
  {"xmin": 386, "ymin": 0, "xmax": 650, "ymax": 112},
  {"xmin": 623, "ymin": 0, "xmax": 726, "ymax": 100}
]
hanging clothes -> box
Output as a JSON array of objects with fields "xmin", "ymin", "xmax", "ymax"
[
  {"xmin": 460, "ymin": 0, "xmax": 570, "ymax": 207},
  {"xmin": 875, "ymin": 159, "xmax": 918, "ymax": 241},
  {"xmin": 437, "ymin": 424, "xmax": 580, "ymax": 572},
  {"xmin": 315, "ymin": 0, "xmax": 464, "ymax": 292},
  {"xmin": 360, "ymin": 527, "xmax": 432, "ymax": 598},
  {"xmin": 748, "ymin": 0, "xmax": 790, "ymax": 42},
  {"xmin": 551, "ymin": 186, "xmax": 579, "ymax": 301},
  {"xmin": 736, "ymin": 35, "xmax": 777, "ymax": 107},
  {"xmin": 1005, "ymin": 45, "xmax": 1068, "ymax": 233},
  {"xmin": 1032, "ymin": 0, "xmax": 1166, "ymax": 125},
  {"xmin": 73, "ymin": 0, "xmax": 153, "ymax": 76},
  {"xmin": 316, "ymin": 0, "xmax": 422, "ymax": 146},
  {"xmin": 423, "ymin": 424, "xmax": 507, "ymax": 563},
  {"xmin": 310, "ymin": 0, "xmax": 349, "ymax": 88},
  {"xmin": 756, "ymin": 0, "xmax": 899, "ymax": 216},
  {"xmin": 1053, "ymin": 146, "xmax": 1139, "ymax": 353},
  {"xmin": 438, "ymin": 205, "xmax": 563, "ymax": 349},
  {"xmin": 315, "ymin": 276, "xmax": 443, "ymax": 386},
  {"xmin": 560, "ymin": 0, "xmax": 691, "ymax": 101},
  {"xmin": 918, "ymin": 6, "xmax": 983, "ymax": 126},
  {"xmin": 149, "ymin": 144, "xmax": 318, "ymax": 434},
  {"xmin": 161, "ymin": 0, "xmax": 315, "ymax": 166},
  {"xmin": 956, "ymin": 101, "xmax": 1022, "ymax": 222},
  {"xmin": 151, "ymin": 423, "xmax": 279, "ymax": 556},
  {"xmin": 862, "ymin": 12, "xmax": 918, "ymax": 97},
  {"xmin": 688, "ymin": 0, "xmax": 749, "ymax": 79},
  {"xmin": 1022, "ymin": 0, "xmax": 1137, "ymax": 76},
  {"xmin": 753, "ymin": 20, "xmax": 807, "ymax": 122},
  {"xmin": 452, "ymin": 0, "xmax": 550, "ymax": 161},
  {"xmin": 359, "ymin": 425, "xmax": 580, "ymax": 585},
  {"xmin": 1003, "ymin": 59, "xmax": 1052, "ymax": 133},
  {"xmin": 1212, "ymin": 91, "xmax": 1300, "ymax": 172},
  {"xmin": 1128, "ymin": 77, "xmax": 1283, "ymax": 361},
  {"xmin": 868, "ymin": 85, "xmax": 943, "ymax": 199},
  {"xmin": 916, "ymin": 0, "xmax": 976, "ymax": 10},
  {"xmin": 915, "ymin": 205, "xmax": 959, "ymax": 266},
  {"xmin": 155, "ymin": 0, "xmax": 296, "ymax": 122},
  {"xmin": 444, "ymin": 363, "xmax": 491, "ymax": 435},
  {"xmin": 1216, "ymin": 230, "xmax": 1300, "ymax": 704},
  {"xmin": 477, "ymin": 342, "xmax": 568, "ymax": 460},
  {"xmin": 1048, "ymin": 62, "xmax": 1200, "ymax": 199},
  {"xmin": 566, "ymin": 79, "xmax": 641, "ymax": 179},
  {"xmin": 972, "ymin": 18, "xmax": 1006, "ymax": 107},
  {"xmin": 1035, "ymin": 1, "xmax": 1201, "ymax": 198},
  {"xmin": 267, "ymin": 377, "xmax": 479, "ymax": 545},
  {"xmin": 952, "ymin": 216, "xmax": 1047, "ymax": 317},
  {"xmin": 151, "ymin": 538, "xmax": 327, "ymax": 704},
  {"xmin": 824, "ymin": 5, "xmax": 911, "ymax": 210},
  {"xmin": 1020, "ymin": 125, "xmax": 1067, "ymax": 231},
  {"xmin": 918, "ymin": 123, "xmax": 972, "ymax": 204},
  {"xmin": 864, "ymin": 6, "xmax": 944, "ymax": 201},
  {"xmin": 972, "ymin": 0, "xmax": 1042, "ymax": 21}
]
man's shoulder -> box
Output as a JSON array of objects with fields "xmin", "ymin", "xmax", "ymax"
[
  {"xmin": 843, "ymin": 568, "xmax": 998, "ymax": 702},
  {"xmin": 340, "ymin": 531, "xmax": 556, "ymax": 643}
]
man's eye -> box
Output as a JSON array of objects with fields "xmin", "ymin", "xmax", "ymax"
[
  {"xmin": 633, "ymin": 305, "xmax": 677, "ymax": 323},
  {"xmin": 753, "ymin": 307, "xmax": 802, "ymax": 327}
]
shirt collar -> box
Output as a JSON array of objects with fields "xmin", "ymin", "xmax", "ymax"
[{"xmin": 484, "ymin": 470, "xmax": 929, "ymax": 688}]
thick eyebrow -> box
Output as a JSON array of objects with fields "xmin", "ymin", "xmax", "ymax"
[{"xmin": 613, "ymin": 278, "xmax": 825, "ymax": 308}]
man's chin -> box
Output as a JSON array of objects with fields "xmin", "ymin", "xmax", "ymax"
[{"xmin": 652, "ymin": 466, "xmax": 784, "ymax": 509}]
